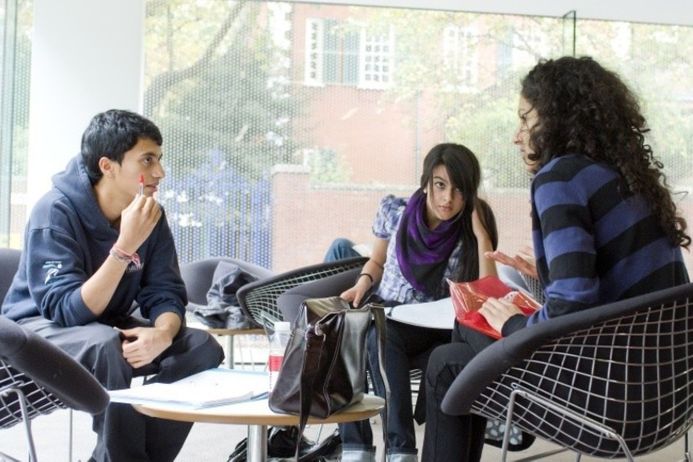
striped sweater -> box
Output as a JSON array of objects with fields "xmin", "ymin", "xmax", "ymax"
[{"xmin": 503, "ymin": 154, "xmax": 689, "ymax": 335}]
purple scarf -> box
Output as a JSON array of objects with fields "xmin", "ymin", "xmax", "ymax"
[{"xmin": 395, "ymin": 189, "xmax": 463, "ymax": 297}]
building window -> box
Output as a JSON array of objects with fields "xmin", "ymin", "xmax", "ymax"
[
  {"xmin": 304, "ymin": 18, "xmax": 393, "ymax": 89},
  {"xmin": 358, "ymin": 27, "xmax": 394, "ymax": 89},
  {"xmin": 442, "ymin": 25, "xmax": 478, "ymax": 87},
  {"xmin": 304, "ymin": 18, "xmax": 324, "ymax": 86}
]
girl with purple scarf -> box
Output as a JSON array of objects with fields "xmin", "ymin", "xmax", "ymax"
[{"xmin": 339, "ymin": 143, "xmax": 498, "ymax": 462}]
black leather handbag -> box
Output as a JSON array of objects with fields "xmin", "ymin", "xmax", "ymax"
[{"xmin": 268, "ymin": 296, "xmax": 388, "ymax": 454}]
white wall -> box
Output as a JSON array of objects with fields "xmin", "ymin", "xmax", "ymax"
[
  {"xmin": 26, "ymin": 0, "xmax": 144, "ymax": 210},
  {"xmin": 293, "ymin": 0, "xmax": 693, "ymax": 26}
]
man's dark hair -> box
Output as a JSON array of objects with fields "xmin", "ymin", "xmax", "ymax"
[{"xmin": 80, "ymin": 109, "xmax": 162, "ymax": 184}]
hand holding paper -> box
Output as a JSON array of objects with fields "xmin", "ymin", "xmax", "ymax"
[
  {"xmin": 448, "ymin": 276, "xmax": 540, "ymax": 339},
  {"xmin": 478, "ymin": 297, "xmax": 523, "ymax": 334}
]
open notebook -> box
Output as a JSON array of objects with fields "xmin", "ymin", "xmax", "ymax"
[{"xmin": 109, "ymin": 368, "xmax": 268, "ymax": 409}]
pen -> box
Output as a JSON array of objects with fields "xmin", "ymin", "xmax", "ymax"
[{"xmin": 138, "ymin": 174, "xmax": 144, "ymax": 195}]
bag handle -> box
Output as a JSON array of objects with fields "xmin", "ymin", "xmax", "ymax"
[
  {"xmin": 294, "ymin": 304, "xmax": 390, "ymax": 462},
  {"xmin": 371, "ymin": 304, "xmax": 390, "ymax": 462}
]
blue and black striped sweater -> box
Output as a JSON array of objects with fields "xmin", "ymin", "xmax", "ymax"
[{"xmin": 503, "ymin": 154, "xmax": 689, "ymax": 336}]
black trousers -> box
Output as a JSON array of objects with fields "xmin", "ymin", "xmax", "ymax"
[
  {"xmin": 18, "ymin": 315, "xmax": 224, "ymax": 462},
  {"xmin": 422, "ymin": 323, "xmax": 495, "ymax": 462},
  {"xmin": 367, "ymin": 319, "xmax": 451, "ymax": 456}
]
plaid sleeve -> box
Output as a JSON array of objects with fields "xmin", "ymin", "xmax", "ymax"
[{"xmin": 372, "ymin": 195, "xmax": 407, "ymax": 239}]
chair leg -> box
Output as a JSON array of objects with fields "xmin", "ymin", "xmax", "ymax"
[
  {"xmin": 227, "ymin": 335, "xmax": 234, "ymax": 368},
  {"xmin": 501, "ymin": 389, "xmax": 520, "ymax": 462},
  {"xmin": 1, "ymin": 387, "xmax": 39, "ymax": 462},
  {"xmin": 68, "ymin": 409, "xmax": 74, "ymax": 462},
  {"xmin": 506, "ymin": 388, "xmax": 635, "ymax": 462},
  {"xmin": 682, "ymin": 430, "xmax": 691, "ymax": 462}
]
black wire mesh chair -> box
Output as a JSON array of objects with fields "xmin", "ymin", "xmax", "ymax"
[
  {"xmin": 179, "ymin": 256, "xmax": 273, "ymax": 368},
  {"xmin": 236, "ymin": 256, "xmax": 368, "ymax": 331},
  {"xmin": 180, "ymin": 256, "xmax": 274, "ymax": 311},
  {"xmin": 0, "ymin": 248, "xmax": 109, "ymax": 461},
  {"xmin": 442, "ymin": 282, "xmax": 693, "ymax": 461}
]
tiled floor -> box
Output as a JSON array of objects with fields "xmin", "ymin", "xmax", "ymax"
[{"xmin": 1, "ymin": 407, "xmax": 689, "ymax": 461}]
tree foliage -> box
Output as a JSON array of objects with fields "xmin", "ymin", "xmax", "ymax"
[{"xmin": 144, "ymin": 0, "xmax": 297, "ymax": 181}]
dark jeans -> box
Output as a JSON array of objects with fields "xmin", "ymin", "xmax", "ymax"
[
  {"xmin": 366, "ymin": 319, "xmax": 451, "ymax": 456},
  {"xmin": 18, "ymin": 315, "xmax": 224, "ymax": 462},
  {"xmin": 422, "ymin": 323, "xmax": 495, "ymax": 462},
  {"xmin": 323, "ymin": 237, "xmax": 359, "ymax": 262}
]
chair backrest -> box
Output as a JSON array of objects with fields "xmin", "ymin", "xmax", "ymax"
[
  {"xmin": 442, "ymin": 282, "xmax": 693, "ymax": 458},
  {"xmin": 236, "ymin": 257, "xmax": 368, "ymax": 331},
  {"xmin": 0, "ymin": 248, "xmax": 21, "ymax": 303},
  {"xmin": 179, "ymin": 257, "xmax": 274, "ymax": 305}
]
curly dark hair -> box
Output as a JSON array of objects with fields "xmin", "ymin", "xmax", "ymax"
[{"xmin": 521, "ymin": 56, "xmax": 690, "ymax": 249}]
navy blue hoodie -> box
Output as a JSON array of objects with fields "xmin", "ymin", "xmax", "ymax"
[{"xmin": 1, "ymin": 155, "xmax": 187, "ymax": 326}]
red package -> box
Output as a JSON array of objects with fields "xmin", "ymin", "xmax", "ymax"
[{"xmin": 448, "ymin": 276, "xmax": 541, "ymax": 339}]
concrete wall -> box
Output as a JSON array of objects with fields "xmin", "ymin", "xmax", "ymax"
[{"xmin": 26, "ymin": 0, "xmax": 144, "ymax": 211}]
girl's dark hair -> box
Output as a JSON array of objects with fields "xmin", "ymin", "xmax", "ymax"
[
  {"xmin": 521, "ymin": 56, "xmax": 689, "ymax": 249},
  {"xmin": 420, "ymin": 143, "xmax": 498, "ymax": 285}
]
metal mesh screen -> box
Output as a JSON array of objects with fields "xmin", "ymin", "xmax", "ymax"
[{"xmin": 142, "ymin": 1, "xmax": 692, "ymax": 274}]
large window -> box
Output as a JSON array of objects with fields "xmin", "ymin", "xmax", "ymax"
[
  {"xmin": 143, "ymin": 1, "xmax": 692, "ymax": 274},
  {"xmin": 0, "ymin": 0, "xmax": 32, "ymax": 249}
]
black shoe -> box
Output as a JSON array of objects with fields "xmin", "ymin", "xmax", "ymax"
[
  {"xmin": 298, "ymin": 429, "xmax": 341, "ymax": 461},
  {"xmin": 227, "ymin": 436, "xmax": 248, "ymax": 462},
  {"xmin": 268, "ymin": 425, "xmax": 316, "ymax": 458},
  {"xmin": 227, "ymin": 425, "xmax": 317, "ymax": 461}
]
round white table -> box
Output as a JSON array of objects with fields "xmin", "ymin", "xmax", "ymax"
[{"xmin": 135, "ymin": 395, "xmax": 384, "ymax": 462}]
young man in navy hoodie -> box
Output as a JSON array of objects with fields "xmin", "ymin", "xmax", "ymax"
[{"xmin": 1, "ymin": 109, "xmax": 224, "ymax": 461}]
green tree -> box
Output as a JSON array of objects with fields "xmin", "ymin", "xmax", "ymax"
[
  {"xmin": 144, "ymin": 0, "xmax": 298, "ymax": 180},
  {"xmin": 143, "ymin": 0, "xmax": 300, "ymax": 263}
]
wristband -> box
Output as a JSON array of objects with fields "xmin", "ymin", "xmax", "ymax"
[
  {"xmin": 110, "ymin": 245, "xmax": 142, "ymax": 270},
  {"xmin": 358, "ymin": 273, "xmax": 374, "ymax": 285}
]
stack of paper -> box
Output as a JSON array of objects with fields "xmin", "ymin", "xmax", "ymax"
[{"xmin": 109, "ymin": 368, "xmax": 268, "ymax": 408}]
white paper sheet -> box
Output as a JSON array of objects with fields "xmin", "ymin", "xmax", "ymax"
[
  {"xmin": 109, "ymin": 368, "xmax": 269, "ymax": 408},
  {"xmin": 386, "ymin": 297, "xmax": 455, "ymax": 330}
]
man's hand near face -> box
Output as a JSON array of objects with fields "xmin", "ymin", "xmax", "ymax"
[
  {"xmin": 116, "ymin": 195, "xmax": 162, "ymax": 255},
  {"xmin": 81, "ymin": 194, "xmax": 163, "ymax": 317}
]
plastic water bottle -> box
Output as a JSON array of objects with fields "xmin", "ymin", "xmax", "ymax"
[{"xmin": 268, "ymin": 321, "xmax": 292, "ymax": 392}]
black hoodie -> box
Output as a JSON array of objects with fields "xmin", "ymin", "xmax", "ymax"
[{"xmin": 1, "ymin": 155, "xmax": 187, "ymax": 326}]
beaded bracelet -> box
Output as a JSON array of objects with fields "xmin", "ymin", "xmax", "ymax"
[{"xmin": 109, "ymin": 246, "xmax": 142, "ymax": 270}]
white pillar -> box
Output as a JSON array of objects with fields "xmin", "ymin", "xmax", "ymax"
[{"xmin": 26, "ymin": 0, "xmax": 144, "ymax": 211}]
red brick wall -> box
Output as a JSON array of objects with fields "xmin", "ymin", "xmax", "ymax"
[{"xmin": 270, "ymin": 166, "xmax": 534, "ymax": 272}]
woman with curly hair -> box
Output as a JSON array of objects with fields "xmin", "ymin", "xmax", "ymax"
[{"xmin": 422, "ymin": 56, "xmax": 690, "ymax": 461}]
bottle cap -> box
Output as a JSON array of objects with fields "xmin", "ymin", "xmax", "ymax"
[{"xmin": 274, "ymin": 321, "xmax": 291, "ymax": 332}]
